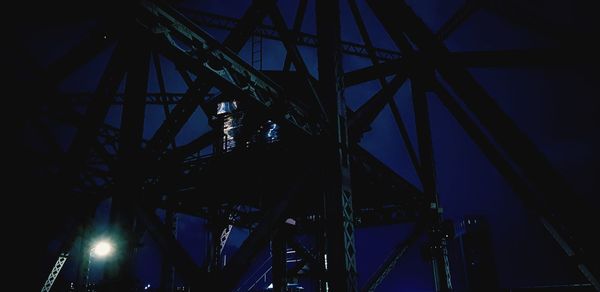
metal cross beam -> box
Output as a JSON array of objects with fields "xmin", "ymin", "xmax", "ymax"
[
  {"xmin": 219, "ymin": 176, "xmax": 308, "ymax": 291},
  {"xmin": 134, "ymin": 204, "xmax": 208, "ymax": 287},
  {"xmin": 435, "ymin": 0, "xmax": 482, "ymax": 41},
  {"xmin": 44, "ymin": 26, "xmax": 114, "ymax": 85},
  {"xmin": 138, "ymin": 0, "xmax": 317, "ymax": 157},
  {"xmin": 139, "ymin": 0, "xmax": 273, "ymax": 159},
  {"xmin": 367, "ymin": 0, "xmax": 600, "ymax": 288},
  {"xmin": 361, "ymin": 221, "xmax": 427, "ymax": 292},
  {"xmin": 60, "ymin": 43, "xmax": 127, "ymax": 187},
  {"xmin": 343, "ymin": 49, "xmax": 595, "ymax": 87},
  {"xmin": 65, "ymin": 92, "xmax": 192, "ymax": 105},
  {"xmin": 346, "ymin": 0, "xmax": 422, "ymax": 179},
  {"xmin": 267, "ymin": 2, "xmax": 327, "ymax": 121},
  {"xmin": 283, "ymin": 0, "xmax": 308, "ymax": 71},
  {"xmin": 180, "ymin": 8, "xmax": 402, "ymax": 61}
]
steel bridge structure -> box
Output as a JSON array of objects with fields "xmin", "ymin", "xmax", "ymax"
[{"xmin": 28, "ymin": 0, "xmax": 600, "ymax": 291}]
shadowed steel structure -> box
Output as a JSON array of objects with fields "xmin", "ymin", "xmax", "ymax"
[{"xmin": 32, "ymin": 0, "xmax": 600, "ymax": 291}]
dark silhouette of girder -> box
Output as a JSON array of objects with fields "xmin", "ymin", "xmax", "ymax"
[{"xmin": 33, "ymin": 0, "xmax": 599, "ymax": 291}]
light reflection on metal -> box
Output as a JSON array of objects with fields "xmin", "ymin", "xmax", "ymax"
[
  {"xmin": 216, "ymin": 100, "xmax": 281, "ymax": 152},
  {"xmin": 217, "ymin": 100, "xmax": 238, "ymax": 114},
  {"xmin": 260, "ymin": 120, "xmax": 280, "ymax": 144},
  {"xmin": 217, "ymin": 100, "xmax": 247, "ymax": 152}
]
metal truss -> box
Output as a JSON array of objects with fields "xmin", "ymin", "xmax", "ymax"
[
  {"xmin": 181, "ymin": 8, "xmax": 402, "ymax": 61},
  {"xmin": 66, "ymin": 92, "xmax": 190, "ymax": 105},
  {"xmin": 139, "ymin": 0, "xmax": 317, "ymax": 136},
  {"xmin": 35, "ymin": 0, "xmax": 599, "ymax": 291},
  {"xmin": 41, "ymin": 253, "xmax": 69, "ymax": 292}
]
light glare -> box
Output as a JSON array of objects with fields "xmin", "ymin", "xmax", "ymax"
[{"xmin": 91, "ymin": 240, "xmax": 113, "ymax": 258}]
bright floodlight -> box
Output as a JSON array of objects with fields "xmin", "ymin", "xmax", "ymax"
[{"xmin": 91, "ymin": 240, "xmax": 114, "ymax": 258}]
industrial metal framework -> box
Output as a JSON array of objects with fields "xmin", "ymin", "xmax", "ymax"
[{"xmin": 33, "ymin": 0, "xmax": 599, "ymax": 291}]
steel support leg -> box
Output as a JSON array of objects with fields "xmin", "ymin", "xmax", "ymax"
[
  {"xmin": 160, "ymin": 210, "xmax": 177, "ymax": 292},
  {"xmin": 272, "ymin": 230, "xmax": 287, "ymax": 292},
  {"xmin": 412, "ymin": 76, "xmax": 453, "ymax": 291},
  {"xmin": 316, "ymin": 0, "xmax": 358, "ymax": 290},
  {"xmin": 106, "ymin": 34, "xmax": 151, "ymax": 291}
]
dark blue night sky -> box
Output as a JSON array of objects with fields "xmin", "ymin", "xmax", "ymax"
[{"xmin": 7, "ymin": 0, "xmax": 600, "ymax": 291}]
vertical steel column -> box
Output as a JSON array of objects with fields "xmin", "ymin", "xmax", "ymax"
[
  {"xmin": 73, "ymin": 210, "xmax": 97, "ymax": 291},
  {"xmin": 412, "ymin": 77, "xmax": 452, "ymax": 291},
  {"xmin": 272, "ymin": 231, "xmax": 287, "ymax": 292},
  {"xmin": 316, "ymin": 0, "xmax": 358, "ymax": 291},
  {"xmin": 205, "ymin": 206, "xmax": 218, "ymax": 272},
  {"xmin": 75, "ymin": 237, "xmax": 91, "ymax": 291},
  {"xmin": 160, "ymin": 210, "xmax": 177, "ymax": 292},
  {"xmin": 207, "ymin": 207, "xmax": 230, "ymax": 272},
  {"xmin": 316, "ymin": 220, "xmax": 328, "ymax": 292},
  {"xmin": 106, "ymin": 33, "xmax": 150, "ymax": 290}
]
